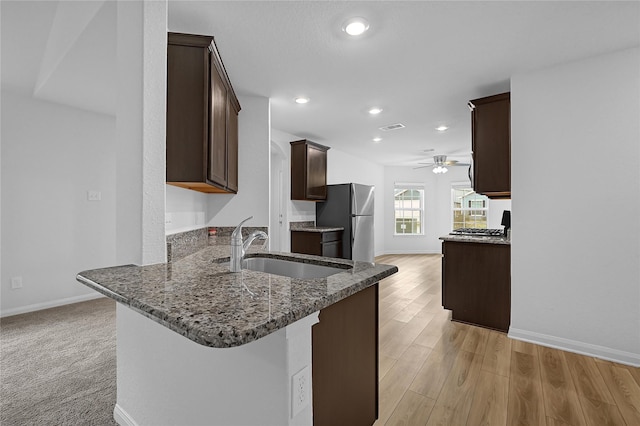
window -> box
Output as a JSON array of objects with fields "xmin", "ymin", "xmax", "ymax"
[
  {"xmin": 394, "ymin": 184, "xmax": 424, "ymax": 235},
  {"xmin": 452, "ymin": 185, "xmax": 489, "ymax": 229}
]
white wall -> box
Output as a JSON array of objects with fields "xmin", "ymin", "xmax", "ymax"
[
  {"xmin": 271, "ymin": 129, "xmax": 315, "ymax": 229},
  {"xmin": 116, "ymin": 0, "xmax": 166, "ymax": 265},
  {"xmin": 327, "ymin": 148, "xmax": 386, "ymax": 257},
  {"xmin": 510, "ymin": 47, "xmax": 640, "ymax": 366},
  {"xmin": 165, "ymin": 96, "xmax": 271, "ymax": 231},
  {"xmin": 383, "ymin": 165, "xmax": 472, "ymax": 254},
  {"xmin": 271, "ymin": 130, "xmax": 386, "ymax": 256},
  {"xmin": 1, "ymin": 91, "xmax": 116, "ymax": 315},
  {"xmin": 1, "ymin": 0, "xmax": 168, "ymax": 316},
  {"xmin": 206, "ymin": 95, "xmax": 271, "ymax": 228},
  {"xmin": 165, "ymin": 185, "xmax": 208, "ymax": 234}
]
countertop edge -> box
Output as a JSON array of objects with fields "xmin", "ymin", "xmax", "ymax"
[
  {"xmin": 291, "ymin": 227, "xmax": 345, "ymax": 233},
  {"xmin": 76, "ymin": 255, "xmax": 398, "ymax": 349},
  {"xmin": 439, "ymin": 235, "xmax": 510, "ymax": 245}
]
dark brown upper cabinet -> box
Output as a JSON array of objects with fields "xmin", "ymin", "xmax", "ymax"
[
  {"xmin": 468, "ymin": 92, "xmax": 510, "ymax": 199},
  {"xmin": 290, "ymin": 140, "xmax": 330, "ymax": 201},
  {"xmin": 166, "ymin": 32, "xmax": 241, "ymax": 194}
]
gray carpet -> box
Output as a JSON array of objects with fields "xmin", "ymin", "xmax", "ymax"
[{"xmin": 1, "ymin": 298, "xmax": 117, "ymax": 425}]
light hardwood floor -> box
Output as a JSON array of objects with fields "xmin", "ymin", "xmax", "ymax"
[{"xmin": 373, "ymin": 254, "xmax": 640, "ymax": 426}]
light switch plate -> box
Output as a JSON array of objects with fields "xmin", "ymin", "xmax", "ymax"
[
  {"xmin": 87, "ymin": 190, "xmax": 101, "ymax": 201},
  {"xmin": 11, "ymin": 276, "xmax": 23, "ymax": 289}
]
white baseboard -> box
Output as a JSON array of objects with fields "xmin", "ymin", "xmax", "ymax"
[
  {"xmin": 0, "ymin": 293, "xmax": 106, "ymax": 318},
  {"xmin": 114, "ymin": 404, "xmax": 138, "ymax": 426},
  {"xmin": 508, "ymin": 327, "xmax": 640, "ymax": 367}
]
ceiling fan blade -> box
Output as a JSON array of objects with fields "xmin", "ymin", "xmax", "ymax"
[
  {"xmin": 413, "ymin": 165, "xmax": 432, "ymax": 170},
  {"xmin": 417, "ymin": 162, "xmax": 434, "ymax": 166},
  {"xmin": 451, "ymin": 162, "xmax": 470, "ymax": 166}
]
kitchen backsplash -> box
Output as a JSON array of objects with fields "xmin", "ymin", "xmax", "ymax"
[
  {"xmin": 289, "ymin": 221, "xmax": 315, "ymax": 230},
  {"xmin": 167, "ymin": 226, "xmax": 268, "ymax": 263}
]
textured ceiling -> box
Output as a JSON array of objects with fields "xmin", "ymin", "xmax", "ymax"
[
  {"xmin": 2, "ymin": 1, "xmax": 638, "ymax": 166},
  {"xmin": 168, "ymin": 1, "xmax": 640, "ymax": 166}
]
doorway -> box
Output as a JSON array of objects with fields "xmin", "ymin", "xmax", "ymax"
[{"xmin": 270, "ymin": 142, "xmax": 287, "ymax": 251}]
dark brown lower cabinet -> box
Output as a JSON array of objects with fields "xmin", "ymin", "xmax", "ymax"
[
  {"xmin": 291, "ymin": 230, "xmax": 343, "ymax": 258},
  {"xmin": 312, "ymin": 284, "xmax": 378, "ymax": 426},
  {"xmin": 442, "ymin": 241, "xmax": 510, "ymax": 332}
]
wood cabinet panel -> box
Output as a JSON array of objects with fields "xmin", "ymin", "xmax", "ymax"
[
  {"xmin": 226, "ymin": 100, "xmax": 239, "ymax": 192},
  {"xmin": 290, "ymin": 140, "xmax": 329, "ymax": 201},
  {"xmin": 442, "ymin": 241, "xmax": 510, "ymax": 332},
  {"xmin": 291, "ymin": 230, "xmax": 343, "ymax": 258},
  {"xmin": 306, "ymin": 144, "xmax": 327, "ymax": 200},
  {"xmin": 208, "ymin": 60, "xmax": 228, "ymax": 187},
  {"xmin": 469, "ymin": 92, "xmax": 510, "ymax": 198},
  {"xmin": 167, "ymin": 32, "xmax": 240, "ymax": 194},
  {"xmin": 313, "ymin": 284, "xmax": 379, "ymax": 426},
  {"xmin": 166, "ymin": 44, "xmax": 208, "ymax": 184}
]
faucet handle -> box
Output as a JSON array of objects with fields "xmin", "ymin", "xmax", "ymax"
[{"xmin": 231, "ymin": 216, "xmax": 253, "ymax": 242}]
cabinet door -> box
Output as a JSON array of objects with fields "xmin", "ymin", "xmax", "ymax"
[
  {"xmin": 208, "ymin": 56, "xmax": 228, "ymax": 188},
  {"xmin": 471, "ymin": 93, "xmax": 510, "ymax": 197},
  {"xmin": 321, "ymin": 241, "xmax": 342, "ymax": 258},
  {"xmin": 226, "ymin": 100, "xmax": 239, "ymax": 193},
  {"xmin": 166, "ymin": 44, "xmax": 208, "ymax": 184},
  {"xmin": 312, "ymin": 284, "xmax": 378, "ymax": 426},
  {"xmin": 291, "ymin": 232, "xmax": 322, "ymax": 256},
  {"xmin": 442, "ymin": 241, "xmax": 510, "ymax": 331},
  {"xmin": 305, "ymin": 144, "xmax": 327, "ymax": 200}
]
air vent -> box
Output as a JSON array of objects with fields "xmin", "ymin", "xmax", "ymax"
[{"xmin": 379, "ymin": 123, "xmax": 405, "ymax": 131}]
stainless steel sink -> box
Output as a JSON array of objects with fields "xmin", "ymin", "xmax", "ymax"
[{"xmin": 242, "ymin": 257, "xmax": 348, "ymax": 279}]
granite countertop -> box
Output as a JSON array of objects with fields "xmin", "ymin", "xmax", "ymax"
[
  {"xmin": 291, "ymin": 226, "xmax": 345, "ymax": 233},
  {"xmin": 77, "ymin": 248, "xmax": 397, "ymax": 348},
  {"xmin": 440, "ymin": 235, "xmax": 511, "ymax": 245}
]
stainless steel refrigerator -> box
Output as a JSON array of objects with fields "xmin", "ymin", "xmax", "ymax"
[{"xmin": 316, "ymin": 183, "xmax": 375, "ymax": 262}]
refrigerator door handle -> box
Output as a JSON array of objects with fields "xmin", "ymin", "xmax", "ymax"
[
  {"xmin": 350, "ymin": 184, "xmax": 356, "ymax": 217},
  {"xmin": 351, "ymin": 215, "xmax": 356, "ymax": 250}
]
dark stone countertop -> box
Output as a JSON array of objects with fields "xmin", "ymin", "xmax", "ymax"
[
  {"xmin": 439, "ymin": 235, "xmax": 511, "ymax": 245},
  {"xmin": 77, "ymin": 248, "xmax": 397, "ymax": 348},
  {"xmin": 291, "ymin": 226, "xmax": 345, "ymax": 233}
]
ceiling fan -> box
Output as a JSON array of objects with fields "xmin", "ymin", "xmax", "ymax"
[{"xmin": 414, "ymin": 154, "xmax": 470, "ymax": 174}]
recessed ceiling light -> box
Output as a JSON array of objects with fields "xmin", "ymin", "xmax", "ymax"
[
  {"xmin": 295, "ymin": 97, "xmax": 310, "ymax": 104},
  {"xmin": 343, "ymin": 18, "xmax": 370, "ymax": 36},
  {"xmin": 373, "ymin": 137, "xmax": 382, "ymax": 142},
  {"xmin": 368, "ymin": 107, "xmax": 383, "ymax": 115},
  {"xmin": 436, "ymin": 125, "xmax": 449, "ymax": 132}
]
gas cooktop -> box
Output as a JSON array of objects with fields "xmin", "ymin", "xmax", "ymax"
[{"xmin": 450, "ymin": 228, "xmax": 505, "ymax": 237}]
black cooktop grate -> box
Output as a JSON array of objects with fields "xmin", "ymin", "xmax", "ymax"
[{"xmin": 450, "ymin": 228, "xmax": 504, "ymax": 236}]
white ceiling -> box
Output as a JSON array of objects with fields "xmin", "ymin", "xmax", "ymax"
[
  {"xmin": 1, "ymin": 0, "xmax": 116, "ymax": 115},
  {"xmin": 2, "ymin": 1, "xmax": 639, "ymax": 166}
]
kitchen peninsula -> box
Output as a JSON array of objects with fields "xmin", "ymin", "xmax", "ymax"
[
  {"xmin": 440, "ymin": 233, "xmax": 511, "ymax": 332},
  {"xmin": 77, "ymin": 242, "xmax": 397, "ymax": 426}
]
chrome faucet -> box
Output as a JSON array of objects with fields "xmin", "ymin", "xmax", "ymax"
[{"xmin": 230, "ymin": 216, "xmax": 268, "ymax": 272}]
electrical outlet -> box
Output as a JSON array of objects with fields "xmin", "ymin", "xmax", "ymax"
[
  {"xmin": 291, "ymin": 366, "xmax": 310, "ymax": 417},
  {"xmin": 11, "ymin": 276, "xmax": 23, "ymax": 289},
  {"xmin": 165, "ymin": 213, "xmax": 173, "ymax": 225},
  {"xmin": 87, "ymin": 190, "xmax": 101, "ymax": 201}
]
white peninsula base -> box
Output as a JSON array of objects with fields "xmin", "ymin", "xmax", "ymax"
[{"xmin": 113, "ymin": 304, "xmax": 319, "ymax": 426}]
